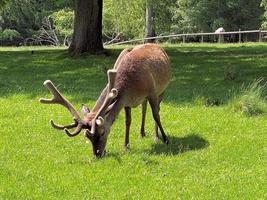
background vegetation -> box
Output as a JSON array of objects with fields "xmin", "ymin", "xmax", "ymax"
[
  {"xmin": 0, "ymin": 0, "xmax": 266, "ymax": 199},
  {"xmin": 0, "ymin": 0, "xmax": 266, "ymax": 45},
  {"xmin": 0, "ymin": 43, "xmax": 266, "ymax": 199}
]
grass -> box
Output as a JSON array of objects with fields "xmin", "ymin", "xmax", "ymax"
[
  {"xmin": 229, "ymin": 78, "xmax": 267, "ymax": 116},
  {"xmin": 0, "ymin": 43, "xmax": 266, "ymax": 199}
]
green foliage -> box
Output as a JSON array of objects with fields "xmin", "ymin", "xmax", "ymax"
[
  {"xmin": 0, "ymin": 0, "xmax": 9, "ymax": 10},
  {"xmin": 153, "ymin": 0, "xmax": 177, "ymax": 34},
  {"xmin": 174, "ymin": 0, "xmax": 264, "ymax": 32},
  {"xmin": 2, "ymin": 0, "xmax": 50, "ymax": 33},
  {"xmin": 0, "ymin": 0, "xmax": 73, "ymax": 40},
  {"xmin": 103, "ymin": 0, "xmax": 145, "ymax": 39},
  {"xmin": 49, "ymin": 9, "xmax": 74, "ymax": 42},
  {"xmin": 229, "ymin": 79, "xmax": 267, "ymax": 116},
  {"xmin": 0, "ymin": 0, "xmax": 266, "ymax": 45},
  {"xmin": 0, "ymin": 28, "xmax": 22, "ymax": 45},
  {"xmin": 0, "ymin": 28, "xmax": 21, "ymax": 41},
  {"xmin": 261, "ymin": 0, "xmax": 267, "ymax": 28},
  {"xmin": 103, "ymin": 0, "xmax": 178, "ymax": 39},
  {"xmin": 0, "ymin": 44, "xmax": 266, "ymax": 199}
]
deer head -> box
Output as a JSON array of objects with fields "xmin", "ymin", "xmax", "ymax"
[{"xmin": 40, "ymin": 70, "xmax": 118, "ymax": 157}]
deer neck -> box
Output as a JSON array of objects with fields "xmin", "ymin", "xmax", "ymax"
[
  {"xmin": 85, "ymin": 85, "xmax": 108, "ymax": 121},
  {"xmin": 86, "ymin": 85, "xmax": 123, "ymax": 128},
  {"xmin": 105, "ymin": 98, "xmax": 123, "ymax": 128},
  {"xmin": 87, "ymin": 84, "xmax": 123, "ymax": 130}
]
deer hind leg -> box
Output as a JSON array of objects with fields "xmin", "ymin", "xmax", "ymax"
[
  {"xmin": 140, "ymin": 99, "xmax": 147, "ymax": 138},
  {"xmin": 124, "ymin": 107, "xmax": 131, "ymax": 149},
  {"xmin": 154, "ymin": 93, "xmax": 164, "ymax": 142},
  {"xmin": 148, "ymin": 94, "xmax": 169, "ymax": 144}
]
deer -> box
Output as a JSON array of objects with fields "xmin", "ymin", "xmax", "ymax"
[{"xmin": 39, "ymin": 43, "xmax": 171, "ymax": 157}]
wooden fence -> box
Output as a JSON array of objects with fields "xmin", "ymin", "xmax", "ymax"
[{"xmin": 106, "ymin": 29, "xmax": 267, "ymax": 46}]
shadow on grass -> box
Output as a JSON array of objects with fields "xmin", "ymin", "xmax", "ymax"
[
  {"xmin": 0, "ymin": 45, "xmax": 266, "ymax": 110},
  {"xmin": 148, "ymin": 134, "xmax": 209, "ymax": 155},
  {"xmin": 102, "ymin": 151, "xmax": 123, "ymax": 163}
]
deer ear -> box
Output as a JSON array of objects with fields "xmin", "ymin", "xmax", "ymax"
[{"xmin": 81, "ymin": 104, "xmax": 90, "ymax": 116}]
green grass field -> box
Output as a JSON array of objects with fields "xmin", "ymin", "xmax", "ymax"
[{"xmin": 0, "ymin": 43, "xmax": 266, "ymax": 199}]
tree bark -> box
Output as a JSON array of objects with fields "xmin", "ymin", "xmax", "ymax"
[
  {"xmin": 69, "ymin": 0, "xmax": 103, "ymax": 55},
  {"xmin": 144, "ymin": 0, "xmax": 156, "ymax": 43}
]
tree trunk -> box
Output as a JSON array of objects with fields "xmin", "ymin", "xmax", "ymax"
[
  {"xmin": 144, "ymin": 0, "xmax": 156, "ymax": 43},
  {"xmin": 69, "ymin": 0, "xmax": 103, "ymax": 55}
]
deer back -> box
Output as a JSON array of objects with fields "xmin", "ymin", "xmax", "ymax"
[{"xmin": 113, "ymin": 43, "xmax": 171, "ymax": 107}]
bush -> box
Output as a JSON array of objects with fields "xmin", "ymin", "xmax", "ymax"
[
  {"xmin": 103, "ymin": 0, "xmax": 145, "ymax": 40},
  {"xmin": 0, "ymin": 29, "xmax": 22, "ymax": 41},
  {"xmin": 49, "ymin": 9, "xmax": 73, "ymax": 37},
  {"xmin": 229, "ymin": 79, "xmax": 267, "ymax": 116},
  {"xmin": 0, "ymin": 29, "xmax": 22, "ymax": 45},
  {"xmin": 261, "ymin": 0, "xmax": 267, "ymax": 29},
  {"xmin": 49, "ymin": 9, "xmax": 74, "ymax": 46}
]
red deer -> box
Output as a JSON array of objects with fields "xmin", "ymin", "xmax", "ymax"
[{"xmin": 40, "ymin": 43, "xmax": 171, "ymax": 157}]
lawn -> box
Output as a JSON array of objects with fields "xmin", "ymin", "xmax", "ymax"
[{"xmin": 0, "ymin": 43, "xmax": 266, "ymax": 199}]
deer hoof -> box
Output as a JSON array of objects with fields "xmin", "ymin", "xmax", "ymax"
[
  {"xmin": 140, "ymin": 131, "xmax": 146, "ymax": 138},
  {"xmin": 124, "ymin": 144, "xmax": 130, "ymax": 150},
  {"xmin": 164, "ymin": 138, "xmax": 169, "ymax": 145},
  {"xmin": 154, "ymin": 136, "xmax": 159, "ymax": 143}
]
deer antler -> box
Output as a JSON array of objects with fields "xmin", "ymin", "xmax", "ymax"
[
  {"xmin": 64, "ymin": 123, "xmax": 83, "ymax": 137},
  {"xmin": 50, "ymin": 118, "xmax": 78, "ymax": 130},
  {"xmin": 39, "ymin": 80, "xmax": 83, "ymax": 137},
  {"xmin": 89, "ymin": 70, "xmax": 118, "ymax": 134}
]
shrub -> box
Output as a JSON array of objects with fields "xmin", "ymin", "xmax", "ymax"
[
  {"xmin": 49, "ymin": 9, "xmax": 74, "ymax": 46},
  {"xmin": 0, "ymin": 29, "xmax": 22, "ymax": 45},
  {"xmin": 0, "ymin": 29, "xmax": 22, "ymax": 41},
  {"xmin": 229, "ymin": 79, "xmax": 267, "ymax": 116},
  {"xmin": 103, "ymin": 0, "xmax": 145, "ymax": 39}
]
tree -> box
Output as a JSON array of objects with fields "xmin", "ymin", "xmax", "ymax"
[
  {"xmin": 173, "ymin": 0, "xmax": 264, "ymax": 33},
  {"xmin": 0, "ymin": 0, "xmax": 73, "ymax": 36},
  {"xmin": 144, "ymin": 0, "xmax": 155, "ymax": 43},
  {"xmin": 153, "ymin": 0, "xmax": 177, "ymax": 35},
  {"xmin": 262, "ymin": 0, "xmax": 267, "ymax": 28},
  {"xmin": 103, "ymin": 0, "xmax": 144, "ymax": 40},
  {"xmin": 103, "ymin": 0, "xmax": 176, "ymax": 42},
  {"xmin": 68, "ymin": 0, "xmax": 103, "ymax": 55},
  {"xmin": 0, "ymin": 0, "xmax": 8, "ymax": 10},
  {"xmin": 49, "ymin": 9, "xmax": 74, "ymax": 46}
]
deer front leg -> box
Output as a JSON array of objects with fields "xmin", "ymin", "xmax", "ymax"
[
  {"xmin": 148, "ymin": 95, "xmax": 169, "ymax": 144},
  {"xmin": 154, "ymin": 122, "xmax": 159, "ymax": 143},
  {"xmin": 140, "ymin": 100, "xmax": 147, "ymax": 138},
  {"xmin": 124, "ymin": 107, "xmax": 131, "ymax": 149}
]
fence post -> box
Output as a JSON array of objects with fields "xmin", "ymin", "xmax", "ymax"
[
  {"xmin": 259, "ymin": 29, "xmax": 262, "ymax": 43},
  {"xmin": 183, "ymin": 35, "xmax": 185, "ymax": 43},
  {"xmin": 218, "ymin": 33, "xmax": 224, "ymax": 43},
  {"xmin": 201, "ymin": 32, "xmax": 204, "ymax": 43},
  {"xmin": 241, "ymin": 28, "xmax": 243, "ymax": 43}
]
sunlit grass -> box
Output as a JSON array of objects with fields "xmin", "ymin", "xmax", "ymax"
[
  {"xmin": 0, "ymin": 43, "xmax": 266, "ymax": 199},
  {"xmin": 229, "ymin": 78, "xmax": 267, "ymax": 116}
]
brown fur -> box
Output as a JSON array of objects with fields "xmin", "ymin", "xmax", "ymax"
[
  {"xmin": 41, "ymin": 43, "xmax": 171, "ymax": 157},
  {"xmin": 114, "ymin": 44, "xmax": 171, "ymax": 107},
  {"xmin": 84, "ymin": 43, "xmax": 171, "ymax": 156}
]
